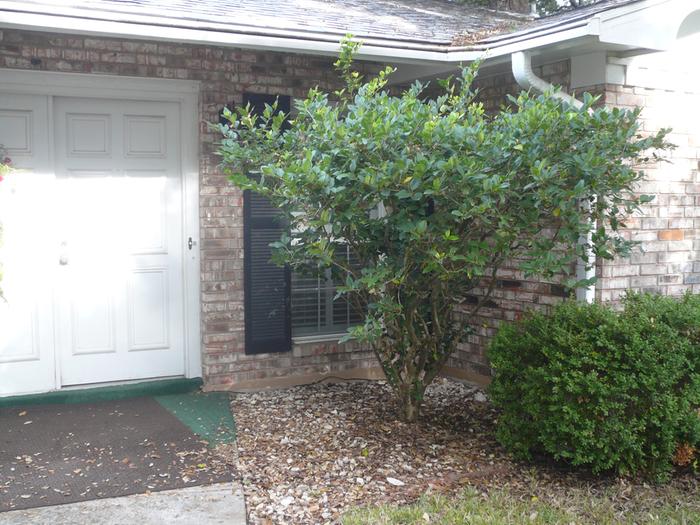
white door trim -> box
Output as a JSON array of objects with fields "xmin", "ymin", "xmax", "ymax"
[
  {"xmin": 0, "ymin": 68, "xmax": 202, "ymax": 381},
  {"xmin": 0, "ymin": 69, "xmax": 200, "ymax": 99}
]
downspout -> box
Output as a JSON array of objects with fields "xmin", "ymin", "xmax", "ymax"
[
  {"xmin": 511, "ymin": 50, "xmax": 583, "ymax": 109},
  {"xmin": 511, "ymin": 50, "xmax": 596, "ymax": 303}
]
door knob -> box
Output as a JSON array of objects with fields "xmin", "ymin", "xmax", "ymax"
[{"xmin": 59, "ymin": 241, "xmax": 68, "ymax": 265}]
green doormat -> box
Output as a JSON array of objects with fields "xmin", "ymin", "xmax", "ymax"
[
  {"xmin": 0, "ymin": 378, "xmax": 203, "ymax": 409},
  {"xmin": 155, "ymin": 392, "xmax": 236, "ymax": 446}
]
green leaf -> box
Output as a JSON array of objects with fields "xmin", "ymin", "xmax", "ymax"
[{"xmin": 215, "ymin": 39, "xmax": 673, "ymax": 424}]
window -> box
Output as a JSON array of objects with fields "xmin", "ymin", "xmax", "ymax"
[
  {"xmin": 242, "ymin": 91, "xmax": 362, "ymax": 350},
  {"xmin": 291, "ymin": 245, "xmax": 364, "ymax": 337}
]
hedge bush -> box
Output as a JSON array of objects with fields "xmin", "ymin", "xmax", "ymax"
[{"xmin": 488, "ymin": 293, "xmax": 700, "ymax": 479}]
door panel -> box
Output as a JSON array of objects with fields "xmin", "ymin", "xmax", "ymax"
[
  {"xmin": 128, "ymin": 267, "xmax": 169, "ymax": 350},
  {"xmin": 0, "ymin": 94, "xmax": 57, "ymax": 395},
  {"xmin": 54, "ymin": 97, "xmax": 185, "ymax": 386}
]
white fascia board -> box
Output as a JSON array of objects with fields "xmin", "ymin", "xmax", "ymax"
[
  {"xmin": 0, "ymin": 10, "xmax": 599, "ymax": 66},
  {"xmin": 596, "ymin": 0, "xmax": 697, "ymax": 51},
  {"xmin": 0, "ymin": 11, "xmax": 453, "ymax": 65},
  {"xmin": 448, "ymin": 24, "xmax": 594, "ymax": 63},
  {"xmin": 0, "ymin": 0, "xmax": 690, "ymax": 66}
]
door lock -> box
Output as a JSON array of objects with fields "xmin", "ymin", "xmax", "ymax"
[{"xmin": 187, "ymin": 237, "xmax": 195, "ymax": 250}]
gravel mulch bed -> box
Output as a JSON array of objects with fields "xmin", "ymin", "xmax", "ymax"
[{"xmin": 228, "ymin": 378, "xmax": 698, "ymax": 525}]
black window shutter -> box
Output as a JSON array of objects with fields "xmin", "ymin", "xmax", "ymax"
[
  {"xmin": 243, "ymin": 92, "xmax": 292, "ymax": 355},
  {"xmin": 243, "ymin": 92, "xmax": 291, "ymax": 120}
]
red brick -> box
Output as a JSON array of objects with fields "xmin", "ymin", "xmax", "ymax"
[{"xmin": 658, "ymin": 229, "xmax": 685, "ymax": 241}]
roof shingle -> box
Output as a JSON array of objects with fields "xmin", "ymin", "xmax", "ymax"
[{"xmin": 2, "ymin": 0, "xmax": 644, "ymax": 48}]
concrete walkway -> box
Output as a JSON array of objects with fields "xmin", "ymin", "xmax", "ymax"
[{"xmin": 0, "ymin": 482, "xmax": 246, "ymax": 525}]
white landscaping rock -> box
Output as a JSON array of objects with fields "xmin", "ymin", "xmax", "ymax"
[{"xmin": 473, "ymin": 391, "xmax": 488, "ymax": 403}]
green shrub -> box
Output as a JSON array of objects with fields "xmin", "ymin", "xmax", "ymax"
[{"xmin": 488, "ymin": 293, "xmax": 700, "ymax": 479}]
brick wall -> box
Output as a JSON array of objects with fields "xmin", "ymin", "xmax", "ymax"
[
  {"xmin": 595, "ymin": 83, "xmax": 700, "ymax": 301},
  {"xmin": 445, "ymin": 59, "xmax": 574, "ymax": 381},
  {"xmin": 0, "ymin": 28, "xmax": 379, "ymax": 389},
  {"xmin": 447, "ymin": 62, "xmax": 700, "ymax": 381}
]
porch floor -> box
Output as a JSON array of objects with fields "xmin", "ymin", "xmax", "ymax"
[{"xmin": 0, "ymin": 394, "xmax": 235, "ymax": 512}]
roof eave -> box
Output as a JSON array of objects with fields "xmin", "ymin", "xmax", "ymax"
[
  {"xmin": 0, "ymin": 8, "xmax": 600, "ymax": 65},
  {"xmin": 0, "ymin": 0, "xmax": 693, "ymax": 66}
]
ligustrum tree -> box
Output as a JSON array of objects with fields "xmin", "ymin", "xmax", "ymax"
[{"xmin": 218, "ymin": 39, "xmax": 671, "ymax": 421}]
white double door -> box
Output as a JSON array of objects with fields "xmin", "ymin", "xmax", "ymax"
[{"xmin": 0, "ymin": 93, "xmax": 186, "ymax": 395}]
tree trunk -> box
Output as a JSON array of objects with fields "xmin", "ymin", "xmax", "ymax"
[
  {"xmin": 398, "ymin": 382, "xmax": 425, "ymax": 422},
  {"xmin": 373, "ymin": 285, "xmax": 462, "ymax": 423}
]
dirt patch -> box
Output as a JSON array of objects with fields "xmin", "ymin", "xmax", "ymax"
[{"xmin": 228, "ymin": 378, "xmax": 698, "ymax": 525}]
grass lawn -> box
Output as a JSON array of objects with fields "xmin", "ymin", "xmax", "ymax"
[{"xmin": 343, "ymin": 485, "xmax": 700, "ymax": 525}]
